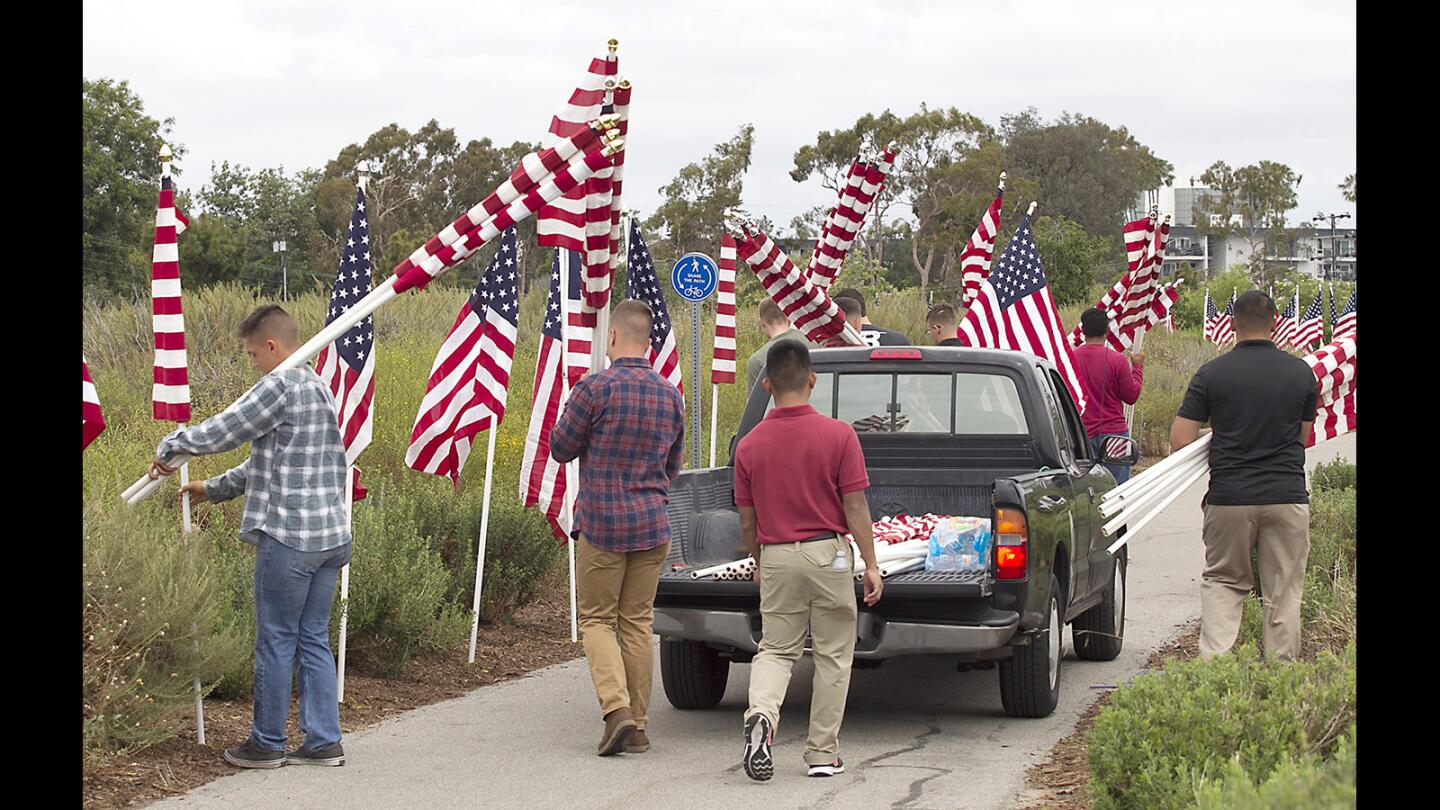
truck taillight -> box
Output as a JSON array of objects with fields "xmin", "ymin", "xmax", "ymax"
[
  {"xmin": 995, "ymin": 507, "xmax": 1028, "ymax": 580},
  {"xmin": 870, "ymin": 349, "xmax": 922, "ymax": 360}
]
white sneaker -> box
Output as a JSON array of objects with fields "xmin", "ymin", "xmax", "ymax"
[{"xmin": 807, "ymin": 758, "xmax": 845, "ymax": 777}]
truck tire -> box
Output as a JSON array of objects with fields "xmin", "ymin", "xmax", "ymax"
[
  {"xmin": 659, "ymin": 639, "xmax": 730, "ymax": 710},
  {"xmin": 999, "ymin": 574, "xmax": 1063, "ymax": 718},
  {"xmin": 1073, "ymin": 547, "xmax": 1126, "ymax": 661}
]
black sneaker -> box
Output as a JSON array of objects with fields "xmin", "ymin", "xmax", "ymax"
[
  {"xmin": 223, "ymin": 739, "xmax": 286, "ymax": 769},
  {"xmin": 742, "ymin": 713, "xmax": 774, "ymax": 781},
  {"xmin": 286, "ymin": 742, "xmax": 345, "ymax": 766},
  {"xmin": 807, "ymin": 758, "xmax": 845, "ymax": 777}
]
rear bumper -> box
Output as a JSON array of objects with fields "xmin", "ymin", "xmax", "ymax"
[{"xmin": 653, "ymin": 607, "xmax": 1020, "ymax": 660}]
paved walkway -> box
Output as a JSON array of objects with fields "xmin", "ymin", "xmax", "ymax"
[{"xmin": 154, "ymin": 434, "xmax": 1355, "ymax": 810}]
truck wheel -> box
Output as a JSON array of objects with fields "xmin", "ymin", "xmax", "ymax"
[
  {"xmin": 999, "ymin": 574, "xmax": 1063, "ymax": 718},
  {"xmin": 659, "ymin": 639, "xmax": 730, "ymax": 710},
  {"xmin": 1073, "ymin": 547, "xmax": 1126, "ymax": 661}
]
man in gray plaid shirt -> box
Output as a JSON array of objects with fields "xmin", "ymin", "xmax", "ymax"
[{"xmin": 148, "ymin": 305, "xmax": 351, "ymax": 769}]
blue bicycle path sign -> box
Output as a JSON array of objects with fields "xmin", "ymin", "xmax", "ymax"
[{"xmin": 670, "ymin": 252, "xmax": 718, "ymax": 302}]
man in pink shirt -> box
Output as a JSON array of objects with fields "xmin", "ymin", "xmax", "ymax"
[{"xmin": 1072, "ymin": 308, "xmax": 1145, "ymax": 483}]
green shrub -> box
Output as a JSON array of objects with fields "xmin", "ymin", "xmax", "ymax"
[
  {"xmin": 1086, "ymin": 643, "xmax": 1355, "ymax": 810},
  {"xmin": 1310, "ymin": 458, "xmax": 1356, "ymax": 495},
  {"xmin": 473, "ymin": 500, "xmax": 565, "ymax": 622},
  {"xmin": 1193, "ymin": 726, "xmax": 1356, "ymax": 809}
]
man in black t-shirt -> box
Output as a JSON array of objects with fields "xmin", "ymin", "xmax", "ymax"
[
  {"xmin": 1171, "ymin": 290, "xmax": 1319, "ymax": 662},
  {"xmin": 833, "ymin": 287, "xmax": 910, "ymax": 347}
]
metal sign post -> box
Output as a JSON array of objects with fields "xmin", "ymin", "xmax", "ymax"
[{"xmin": 670, "ymin": 252, "xmax": 719, "ymax": 470}]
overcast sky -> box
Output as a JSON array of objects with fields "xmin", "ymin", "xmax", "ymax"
[{"xmin": 83, "ymin": 0, "xmax": 1357, "ymax": 231}]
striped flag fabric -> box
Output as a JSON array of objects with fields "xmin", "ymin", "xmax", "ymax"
[
  {"xmin": 711, "ymin": 234, "xmax": 738, "ymax": 384},
  {"xmin": 1212, "ymin": 289, "xmax": 1237, "ymax": 347},
  {"xmin": 405, "ymin": 228, "xmax": 520, "ymax": 485},
  {"xmin": 1067, "ymin": 281, "xmax": 1180, "ymax": 352},
  {"xmin": 1122, "ymin": 214, "xmax": 1156, "ymax": 273},
  {"xmin": 626, "ymin": 224, "xmax": 683, "ymax": 391},
  {"xmin": 1114, "ymin": 218, "xmax": 1170, "ymax": 341},
  {"xmin": 1294, "ymin": 287, "xmax": 1325, "ymax": 349},
  {"xmin": 1272, "ymin": 288, "xmax": 1299, "ymax": 348},
  {"xmin": 536, "ymin": 50, "xmax": 622, "ymax": 312},
  {"xmin": 520, "ymin": 249, "xmax": 588, "ymax": 541},
  {"xmin": 808, "ymin": 146, "xmax": 898, "ymax": 291},
  {"xmin": 83, "ymin": 357, "xmax": 105, "ymax": 450},
  {"xmin": 1303, "ymin": 336, "xmax": 1356, "ymax": 447},
  {"xmin": 151, "ymin": 158, "xmax": 191, "ymax": 422},
  {"xmin": 1334, "ymin": 287, "xmax": 1356, "ymax": 340},
  {"xmin": 314, "ymin": 186, "xmax": 376, "ymax": 467},
  {"xmin": 1202, "ymin": 289, "xmax": 1219, "ymax": 343},
  {"xmin": 958, "ymin": 212, "xmax": 1088, "ymax": 413},
  {"xmin": 960, "ymin": 179, "xmax": 1005, "ymax": 307},
  {"xmin": 734, "ymin": 226, "xmax": 851, "ymax": 344}
]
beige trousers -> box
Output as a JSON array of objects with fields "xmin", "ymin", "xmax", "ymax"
[
  {"xmin": 576, "ymin": 534, "xmax": 669, "ymax": 730},
  {"xmin": 745, "ymin": 535, "xmax": 858, "ymax": 766},
  {"xmin": 1199, "ymin": 503, "xmax": 1310, "ymax": 662}
]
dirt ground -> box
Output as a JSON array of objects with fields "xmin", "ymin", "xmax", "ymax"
[
  {"xmin": 83, "ymin": 565, "xmax": 581, "ymax": 810},
  {"xmin": 1016, "ymin": 621, "xmax": 1202, "ymax": 810}
]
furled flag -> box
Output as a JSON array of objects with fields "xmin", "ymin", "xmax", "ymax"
[
  {"xmin": 83, "ymin": 357, "xmax": 105, "ymax": 450},
  {"xmin": 1202, "ymin": 289, "xmax": 1219, "ymax": 343},
  {"xmin": 1333, "ymin": 287, "xmax": 1356, "ymax": 340},
  {"xmin": 314, "ymin": 186, "xmax": 376, "ymax": 467},
  {"xmin": 1067, "ymin": 281, "xmax": 1181, "ymax": 352},
  {"xmin": 960, "ymin": 178, "xmax": 1005, "ymax": 306},
  {"xmin": 536, "ymin": 48, "xmax": 623, "ymax": 312},
  {"xmin": 1303, "ymin": 336, "xmax": 1356, "ymax": 447},
  {"xmin": 1294, "ymin": 287, "xmax": 1325, "ymax": 349},
  {"xmin": 711, "ymin": 234, "xmax": 738, "ymax": 384},
  {"xmin": 521, "ymin": 250, "xmax": 588, "ymax": 541},
  {"xmin": 958, "ymin": 211, "xmax": 1087, "ymax": 413},
  {"xmin": 807, "ymin": 146, "xmax": 899, "ymax": 291},
  {"xmin": 1212, "ymin": 289, "xmax": 1237, "ymax": 347},
  {"xmin": 626, "ymin": 224, "xmax": 683, "ymax": 391},
  {"xmin": 734, "ymin": 226, "xmax": 852, "ymax": 344},
  {"xmin": 1122, "ymin": 213, "xmax": 1157, "ymax": 273},
  {"xmin": 151, "ymin": 156, "xmax": 191, "ymax": 422},
  {"xmin": 1114, "ymin": 217, "xmax": 1170, "ymax": 342},
  {"xmin": 406, "ymin": 228, "xmax": 520, "ymax": 485},
  {"xmin": 1272, "ymin": 288, "xmax": 1299, "ymax": 349}
]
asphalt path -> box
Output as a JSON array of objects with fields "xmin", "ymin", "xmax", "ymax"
[{"xmin": 154, "ymin": 433, "xmax": 1355, "ymax": 810}]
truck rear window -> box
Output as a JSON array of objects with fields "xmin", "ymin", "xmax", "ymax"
[{"xmin": 763, "ymin": 372, "xmax": 1028, "ymax": 434}]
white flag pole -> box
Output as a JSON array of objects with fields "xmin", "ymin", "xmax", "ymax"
[
  {"xmin": 560, "ymin": 246, "xmax": 581, "ymax": 645},
  {"xmin": 468, "ymin": 427, "xmax": 499, "ymax": 663},
  {"xmin": 709, "ymin": 383, "xmax": 719, "ymax": 468},
  {"xmin": 337, "ymin": 466, "xmax": 353, "ymax": 703},
  {"xmin": 177, "ymin": 425, "xmax": 206, "ymax": 746}
]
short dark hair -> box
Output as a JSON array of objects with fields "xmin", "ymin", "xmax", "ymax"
[
  {"xmin": 758, "ymin": 298, "xmax": 788, "ymax": 327},
  {"xmin": 926, "ymin": 303, "xmax": 957, "ymax": 328},
  {"xmin": 1080, "ymin": 307, "xmax": 1111, "ymax": 338},
  {"xmin": 1233, "ymin": 290, "xmax": 1276, "ymax": 334},
  {"xmin": 239, "ymin": 304, "xmax": 299, "ymax": 346},
  {"xmin": 612, "ymin": 298, "xmax": 654, "ymax": 343},
  {"xmin": 764, "ymin": 340, "xmax": 811, "ymax": 394},
  {"xmin": 833, "ymin": 287, "xmax": 867, "ymax": 316},
  {"xmin": 835, "ymin": 296, "xmax": 862, "ymax": 320}
]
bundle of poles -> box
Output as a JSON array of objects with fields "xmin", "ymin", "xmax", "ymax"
[
  {"xmin": 120, "ymin": 116, "xmax": 627, "ymax": 506},
  {"xmin": 686, "ymin": 537, "xmax": 933, "ymax": 582},
  {"xmin": 1099, "ymin": 433, "xmax": 1213, "ymax": 556}
]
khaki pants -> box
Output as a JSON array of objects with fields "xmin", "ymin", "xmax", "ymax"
[
  {"xmin": 1199, "ymin": 503, "xmax": 1310, "ymax": 662},
  {"xmin": 746, "ymin": 535, "xmax": 858, "ymax": 766},
  {"xmin": 576, "ymin": 534, "xmax": 669, "ymax": 730}
]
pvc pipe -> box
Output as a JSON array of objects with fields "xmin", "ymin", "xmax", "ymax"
[
  {"xmin": 336, "ymin": 464, "xmax": 354, "ymax": 703},
  {"xmin": 879, "ymin": 557, "xmax": 926, "ymax": 577},
  {"xmin": 1099, "ymin": 453, "xmax": 1209, "ymax": 519},
  {"xmin": 1103, "ymin": 433, "xmax": 1211, "ymax": 502},
  {"xmin": 709, "ymin": 384, "xmax": 719, "ymax": 468},
  {"xmin": 1101, "ymin": 455, "xmax": 1207, "ymax": 536},
  {"xmin": 689, "ymin": 557, "xmax": 755, "ymax": 579},
  {"xmin": 468, "ymin": 428, "xmax": 498, "ymax": 664},
  {"xmin": 1106, "ymin": 462, "xmax": 1210, "ymax": 553}
]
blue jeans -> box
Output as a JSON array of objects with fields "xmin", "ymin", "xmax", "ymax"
[
  {"xmin": 251, "ymin": 532, "xmax": 351, "ymax": 752},
  {"xmin": 1089, "ymin": 434, "xmax": 1134, "ymax": 484}
]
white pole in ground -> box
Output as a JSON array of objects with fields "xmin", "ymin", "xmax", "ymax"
[
  {"xmin": 566, "ymin": 463, "xmax": 579, "ymax": 643},
  {"xmin": 177, "ymin": 435, "xmax": 205, "ymax": 746},
  {"xmin": 468, "ymin": 428, "xmax": 499, "ymax": 663},
  {"xmin": 337, "ymin": 465, "xmax": 354, "ymax": 703},
  {"xmin": 709, "ymin": 383, "xmax": 719, "ymax": 468}
]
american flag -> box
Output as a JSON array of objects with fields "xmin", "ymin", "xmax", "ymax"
[
  {"xmin": 1114, "ymin": 218, "xmax": 1169, "ymax": 341},
  {"xmin": 711, "ymin": 233, "xmax": 737, "ymax": 384},
  {"xmin": 1304, "ymin": 336, "xmax": 1356, "ymax": 447},
  {"xmin": 405, "ymin": 228, "xmax": 519, "ymax": 485},
  {"xmin": 83, "ymin": 357, "xmax": 105, "ymax": 450},
  {"xmin": 151, "ymin": 157, "xmax": 191, "ymax": 422},
  {"xmin": 1202, "ymin": 289, "xmax": 1219, "ymax": 343},
  {"xmin": 1067, "ymin": 283, "xmax": 1180, "ymax": 352},
  {"xmin": 960, "ymin": 180, "xmax": 1005, "ymax": 307},
  {"xmin": 735, "ymin": 226, "xmax": 851, "ymax": 344},
  {"xmin": 1122, "ymin": 214, "xmax": 1156, "ymax": 273},
  {"xmin": 537, "ymin": 50, "xmax": 622, "ymax": 313},
  {"xmin": 1103, "ymin": 435, "xmax": 1134, "ymax": 461},
  {"xmin": 1211, "ymin": 289, "xmax": 1237, "ymax": 347},
  {"xmin": 808, "ymin": 146, "xmax": 898, "ymax": 291},
  {"xmin": 1272, "ymin": 287, "xmax": 1299, "ymax": 348},
  {"xmin": 1294, "ymin": 287, "xmax": 1325, "ymax": 349},
  {"xmin": 958, "ymin": 213, "xmax": 1087, "ymax": 413},
  {"xmin": 314, "ymin": 186, "xmax": 376, "ymax": 467},
  {"xmin": 520, "ymin": 249, "xmax": 588, "ymax": 541},
  {"xmin": 1328, "ymin": 284, "xmax": 1339, "ymax": 339},
  {"xmin": 1334, "ymin": 287, "xmax": 1356, "ymax": 340},
  {"xmin": 626, "ymin": 224, "xmax": 683, "ymax": 391}
]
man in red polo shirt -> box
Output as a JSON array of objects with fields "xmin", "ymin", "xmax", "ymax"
[
  {"xmin": 1072, "ymin": 308, "xmax": 1145, "ymax": 483},
  {"xmin": 733, "ymin": 340, "xmax": 883, "ymax": 782}
]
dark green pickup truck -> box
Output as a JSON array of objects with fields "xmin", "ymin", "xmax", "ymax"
[{"xmin": 653, "ymin": 346, "xmax": 1128, "ymax": 719}]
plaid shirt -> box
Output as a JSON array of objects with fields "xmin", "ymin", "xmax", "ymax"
[
  {"xmin": 157, "ymin": 368, "xmax": 350, "ymax": 552},
  {"xmin": 549, "ymin": 356, "xmax": 685, "ymax": 553}
]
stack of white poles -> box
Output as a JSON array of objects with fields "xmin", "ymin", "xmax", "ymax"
[
  {"xmin": 1100, "ymin": 434, "xmax": 1213, "ymax": 555},
  {"xmin": 688, "ymin": 557, "xmax": 756, "ymax": 581}
]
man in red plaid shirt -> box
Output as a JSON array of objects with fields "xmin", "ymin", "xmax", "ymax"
[{"xmin": 551, "ymin": 299, "xmax": 686, "ymax": 757}]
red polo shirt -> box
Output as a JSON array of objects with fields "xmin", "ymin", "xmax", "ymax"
[{"xmin": 733, "ymin": 405, "xmax": 870, "ymax": 544}]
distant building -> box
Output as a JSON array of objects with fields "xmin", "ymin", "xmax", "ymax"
[{"xmin": 1159, "ymin": 224, "xmax": 1356, "ymax": 280}]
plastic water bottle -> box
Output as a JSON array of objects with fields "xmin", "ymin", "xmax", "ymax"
[{"xmin": 832, "ymin": 549, "xmax": 849, "ymax": 570}]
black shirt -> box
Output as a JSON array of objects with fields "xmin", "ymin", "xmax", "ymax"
[
  {"xmin": 1177, "ymin": 340, "xmax": 1319, "ymax": 505},
  {"xmin": 861, "ymin": 324, "xmax": 911, "ymax": 347},
  {"xmin": 937, "ymin": 337, "xmax": 963, "ymax": 347}
]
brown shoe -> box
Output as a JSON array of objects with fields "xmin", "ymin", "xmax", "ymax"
[
  {"xmin": 598, "ymin": 708, "xmax": 636, "ymax": 756},
  {"xmin": 625, "ymin": 729, "xmax": 650, "ymax": 753}
]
